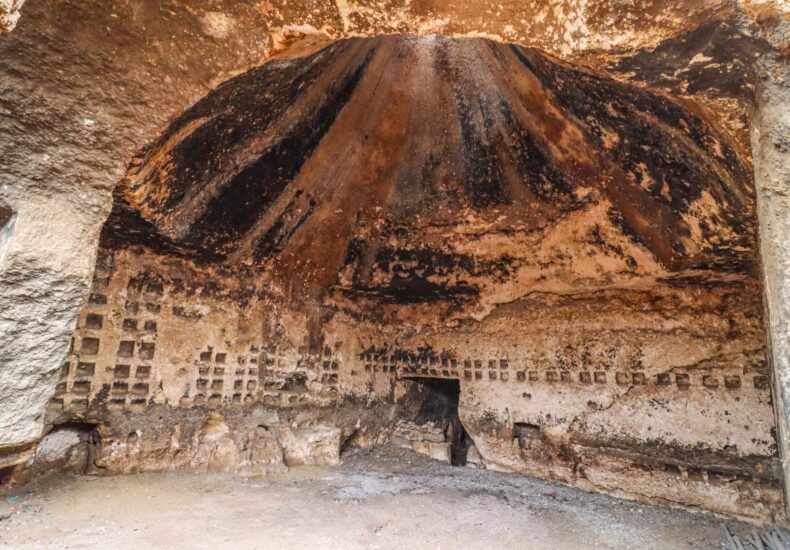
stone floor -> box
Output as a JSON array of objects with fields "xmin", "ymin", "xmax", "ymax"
[{"xmin": 0, "ymin": 446, "xmax": 766, "ymax": 549}]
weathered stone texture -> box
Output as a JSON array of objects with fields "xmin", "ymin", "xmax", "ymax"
[
  {"xmin": 0, "ymin": 0, "xmax": 770, "ymax": 459},
  {"xmin": 31, "ymin": 30, "xmax": 788, "ymax": 521},
  {"xmin": 753, "ymin": 58, "xmax": 790, "ymax": 514},
  {"xmin": 0, "ymin": 0, "xmax": 273, "ymax": 452},
  {"xmin": 3, "ymin": 0, "xmax": 790, "ymax": 525},
  {"xmin": 0, "ymin": 0, "xmax": 24, "ymax": 32}
]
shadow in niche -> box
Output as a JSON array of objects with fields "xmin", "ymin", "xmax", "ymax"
[
  {"xmin": 0, "ymin": 465, "xmax": 16, "ymax": 488},
  {"xmin": 41, "ymin": 421, "xmax": 101, "ymax": 475},
  {"xmin": 409, "ymin": 378, "xmax": 472, "ymax": 466}
]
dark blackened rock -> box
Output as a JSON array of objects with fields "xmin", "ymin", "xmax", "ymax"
[{"xmin": 105, "ymin": 34, "xmax": 759, "ymax": 301}]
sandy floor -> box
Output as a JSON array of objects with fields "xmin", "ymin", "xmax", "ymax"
[{"xmin": 0, "ymin": 446, "xmax": 754, "ymax": 549}]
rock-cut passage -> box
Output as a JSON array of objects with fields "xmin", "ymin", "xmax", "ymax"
[{"xmin": 39, "ymin": 32, "xmax": 784, "ymax": 522}]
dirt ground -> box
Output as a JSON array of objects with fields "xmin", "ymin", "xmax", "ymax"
[{"xmin": 0, "ymin": 445, "xmax": 760, "ymax": 549}]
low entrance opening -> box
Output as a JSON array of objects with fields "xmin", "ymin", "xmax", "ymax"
[
  {"xmin": 32, "ymin": 421, "xmax": 100, "ymax": 476},
  {"xmin": 408, "ymin": 378, "xmax": 472, "ymax": 466}
]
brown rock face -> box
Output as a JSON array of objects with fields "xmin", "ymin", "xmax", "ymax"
[
  {"xmin": 45, "ymin": 31, "xmax": 783, "ymax": 521},
  {"xmin": 114, "ymin": 35, "xmax": 756, "ymax": 289}
]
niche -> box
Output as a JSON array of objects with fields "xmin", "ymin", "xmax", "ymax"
[
  {"xmin": 0, "ymin": 465, "xmax": 15, "ymax": 488},
  {"xmin": 32, "ymin": 421, "xmax": 100, "ymax": 476},
  {"xmin": 0, "ymin": 199, "xmax": 17, "ymax": 268},
  {"xmin": 404, "ymin": 378, "xmax": 473, "ymax": 466},
  {"xmin": 513, "ymin": 422, "xmax": 542, "ymax": 446}
]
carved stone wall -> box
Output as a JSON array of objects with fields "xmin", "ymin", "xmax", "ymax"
[
  {"xmin": 3, "ymin": 0, "xmax": 788, "ymax": 478},
  {"xmin": 46, "ymin": 245, "xmax": 783, "ymax": 519},
  {"xmin": 29, "ymin": 29, "xmax": 789, "ymax": 521}
]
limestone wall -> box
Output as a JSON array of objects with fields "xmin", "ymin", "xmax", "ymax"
[
  {"xmin": 753, "ymin": 53, "xmax": 790, "ymax": 520},
  {"xmin": 2, "ymin": 0, "xmax": 790, "ymax": 524},
  {"xmin": 0, "ymin": 0, "xmax": 773, "ymax": 462},
  {"xmin": 41, "ymin": 241, "xmax": 783, "ymax": 520}
]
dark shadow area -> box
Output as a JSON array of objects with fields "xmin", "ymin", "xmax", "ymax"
[
  {"xmin": 37, "ymin": 421, "xmax": 100, "ymax": 475},
  {"xmin": 513, "ymin": 421, "xmax": 542, "ymax": 449},
  {"xmin": 409, "ymin": 378, "xmax": 472, "ymax": 466},
  {"xmin": 0, "ymin": 465, "xmax": 16, "ymax": 488}
]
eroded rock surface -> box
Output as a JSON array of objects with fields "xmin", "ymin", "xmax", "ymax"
[
  {"xmin": 1, "ymin": 0, "xmax": 787, "ymax": 485},
  {"xmin": 1, "ymin": 0, "xmax": 724, "ymax": 470},
  {"xmin": 0, "ymin": 0, "xmax": 274, "ymax": 458},
  {"xmin": 0, "ymin": 0, "xmax": 23, "ymax": 32},
  {"xmin": 25, "ymin": 29, "xmax": 786, "ymax": 522}
]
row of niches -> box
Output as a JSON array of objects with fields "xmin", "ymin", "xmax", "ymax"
[
  {"xmin": 49, "ymin": 362, "xmax": 260, "ymax": 411},
  {"xmin": 49, "ymin": 395, "xmax": 149, "ymax": 412},
  {"xmin": 190, "ymin": 344, "xmax": 341, "ymax": 379},
  {"xmin": 360, "ymin": 346, "xmax": 766, "ymax": 372},
  {"xmin": 51, "ymin": 355, "xmax": 263, "ymax": 407},
  {"xmin": 58, "ymin": 361, "xmax": 153, "ymax": 382},
  {"xmin": 179, "ymin": 345, "xmax": 342, "ymax": 397},
  {"xmin": 91, "ymin": 265, "xmax": 271, "ymax": 320},
  {"xmin": 357, "ymin": 343, "xmax": 652, "ymax": 372},
  {"xmin": 88, "ymin": 269, "xmax": 165, "ymax": 314},
  {"xmin": 196, "ymin": 346, "xmax": 262, "ymax": 366},
  {"xmin": 49, "ymin": 391, "xmax": 260, "ymax": 412},
  {"xmin": 81, "ymin": 312, "xmax": 158, "ymax": 334},
  {"xmin": 183, "ymin": 349, "xmax": 262, "ymax": 407},
  {"xmin": 49, "ymin": 356, "xmax": 155, "ymax": 412},
  {"xmin": 52, "ymin": 259, "xmax": 349, "ymax": 412},
  {"xmin": 89, "ymin": 294, "xmax": 166, "ymax": 319},
  {"xmin": 260, "ymin": 367, "xmax": 340, "ymax": 400},
  {"xmin": 172, "ymin": 348, "xmax": 336, "ymax": 408},
  {"xmin": 180, "ymin": 392, "xmax": 258, "ymax": 407},
  {"xmin": 57, "ymin": 301, "xmax": 347, "ymax": 407},
  {"xmin": 363, "ymin": 362, "xmax": 770, "ymax": 390},
  {"xmin": 180, "ymin": 347, "xmax": 262, "ymax": 408},
  {"xmin": 318, "ymin": 347, "xmax": 342, "ymax": 389},
  {"xmin": 251, "ymin": 346, "xmax": 344, "ymax": 406},
  {"xmin": 84, "ymin": 265, "xmax": 215, "ymax": 341},
  {"xmin": 75, "ymin": 338, "xmax": 156, "ymax": 360},
  {"xmin": 78, "ymin": 268, "xmax": 162, "ymax": 388}
]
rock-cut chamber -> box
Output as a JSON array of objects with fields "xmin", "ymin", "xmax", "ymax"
[{"xmin": 43, "ymin": 34, "xmax": 784, "ymax": 521}]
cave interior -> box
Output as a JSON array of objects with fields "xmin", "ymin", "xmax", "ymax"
[{"xmin": 2, "ymin": 3, "xmax": 790, "ymax": 544}]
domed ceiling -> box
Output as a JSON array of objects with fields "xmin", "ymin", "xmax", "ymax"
[{"xmin": 102, "ymin": 34, "xmax": 757, "ymax": 307}]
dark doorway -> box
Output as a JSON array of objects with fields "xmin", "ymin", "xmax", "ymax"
[{"xmin": 410, "ymin": 378, "xmax": 472, "ymax": 466}]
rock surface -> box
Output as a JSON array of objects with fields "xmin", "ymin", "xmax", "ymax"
[
  {"xmin": 0, "ymin": 446, "xmax": 769, "ymax": 550},
  {"xmin": 0, "ymin": 0, "xmax": 23, "ymax": 32},
  {"xmin": 2, "ymin": 0, "xmax": 790, "ymax": 525},
  {"xmin": 34, "ymin": 31, "xmax": 786, "ymax": 521},
  {"xmin": 0, "ymin": 0, "xmax": 274, "ymax": 453},
  {"xmin": 1, "ymin": 0, "xmax": 783, "ymax": 459},
  {"xmin": 753, "ymin": 50, "xmax": 790, "ymax": 510}
]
